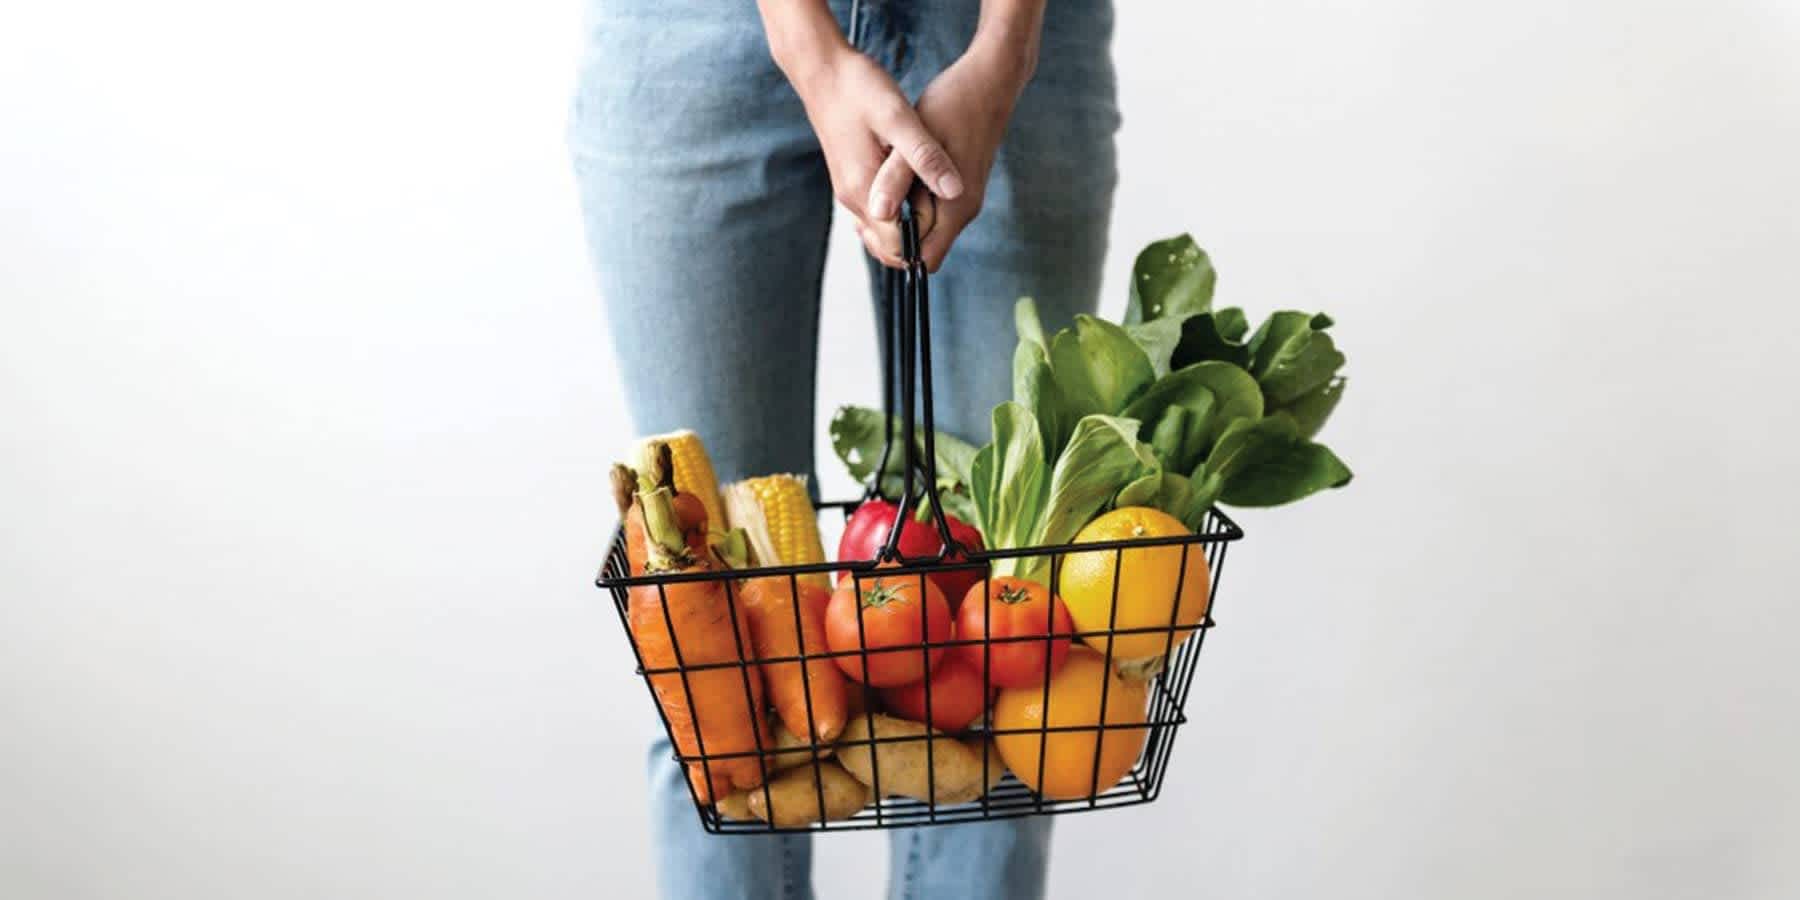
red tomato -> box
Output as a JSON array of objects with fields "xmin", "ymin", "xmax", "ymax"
[
  {"xmin": 836, "ymin": 500, "xmax": 986, "ymax": 606},
  {"xmin": 955, "ymin": 576, "xmax": 1074, "ymax": 688},
  {"xmin": 825, "ymin": 570, "xmax": 952, "ymax": 686},
  {"xmin": 880, "ymin": 650, "xmax": 994, "ymax": 732}
]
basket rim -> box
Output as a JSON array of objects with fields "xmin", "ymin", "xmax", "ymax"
[{"xmin": 594, "ymin": 498, "xmax": 1243, "ymax": 589}]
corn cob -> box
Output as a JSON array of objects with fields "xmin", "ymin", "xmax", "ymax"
[
  {"xmin": 723, "ymin": 475, "xmax": 827, "ymax": 588},
  {"xmin": 633, "ymin": 430, "xmax": 725, "ymax": 534}
]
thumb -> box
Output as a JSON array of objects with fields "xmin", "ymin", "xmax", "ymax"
[{"xmin": 872, "ymin": 107, "xmax": 964, "ymax": 202}]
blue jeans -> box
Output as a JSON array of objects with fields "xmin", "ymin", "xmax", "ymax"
[{"xmin": 570, "ymin": 1, "xmax": 1118, "ymax": 897}]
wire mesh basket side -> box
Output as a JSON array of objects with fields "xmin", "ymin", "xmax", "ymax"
[{"xmin": 596, "ymin": 501, "xmax": 1238, "ymax": 834}]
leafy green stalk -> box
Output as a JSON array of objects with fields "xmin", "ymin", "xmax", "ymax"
[
  {"xmin": 971, "ymin": 403, "xmax": 1050, "ymax": 570},
  {"xmin": 828, "ymin": 405, "xmax": 980, "ymax": 525}
]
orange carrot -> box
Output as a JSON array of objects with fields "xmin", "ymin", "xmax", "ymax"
[
  {"xmin": 740, "ymin": 578, "xmax": 848, "ymax": 744},
  {"xmin": 615, "ymin": 458, "xmax": 770, "ymax": 804}
]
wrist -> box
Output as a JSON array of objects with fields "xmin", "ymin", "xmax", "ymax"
[
  {"xmin": 966, "ymin": 24, "xmax": 1040, "ymax": 95},
  {"xmin": 761, "ymin": 4, "xmax": 854, "ymax": 94}
]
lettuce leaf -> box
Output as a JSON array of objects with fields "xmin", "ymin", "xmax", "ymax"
[
  {"xmin": 1013, "ymin": 333, "xmax": 1076, "ymax": 459},
  {"xmin": 1047, "ymin": 315, "xmax": 1155, "ymax": 423},
  {"xmin": 1249, "ymin": 311, "xmax": 1345, "ymax": 406},
  {"xmin": 1004, "ymin": 414, "xmax": 1160, "ymax": 580},
  {"xmin": 972, "ymin": 402, "xmax": 1050, "ymax": 566},
  {"xmin": 1116, "ymin": 471, "xmax": 1212, "ymax": 531},
  {"xmin": 1122, "ymin": 360, "xmax": 1263, "ymax": 472},
  {"xmin": 1125, "ymin": 317, "xmax": 1186, "ymax": 378},
  {"xmin": 1280, "ymin": 376, "xmax": 1346, "ymax": 439},
  {"xmin": 1204, "ymin": 414, "xmax": 1353, "ymax": 507},
  {"xmin": 1126, "ymin": 235, "xmax": 1217, "ymax": 325},
  {"xmin": 1035, "ymin": 415, "xmax": 1161, "ymax": 547},
  {"xmin": 828, "ymin": 405, "xmax": 980, "ymax": 525},
  {"xmin": 1169, "ymin": 307, "xmax": 1252, "ymax": 370}
]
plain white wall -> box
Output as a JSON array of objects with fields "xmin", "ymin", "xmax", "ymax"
[{"xmin": 4, "ymin": 0, "xmax": 1797, "ymax": 898}]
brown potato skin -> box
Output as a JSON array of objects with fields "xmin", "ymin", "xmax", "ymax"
[
  {"xmin": 715, "ymin": 791, "xmax": 754, "ymax": 821},
  {"xmin": 745, "ymin": 761, "xmax": 870, "ymax": 827},
  {"xmin": 837, "ymin": 714, "xmax": 1001, "ymax": 805},
  {"xmin": 714, "ymin": 719, "xmax": 842, "ymax": 822},
  {"xmin": 764, "ymin": 720, "xmax": 833, "ymax": 773}
]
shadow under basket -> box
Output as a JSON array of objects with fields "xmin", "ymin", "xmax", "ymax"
[{"xmin": 595, "ymin": 500, "xmax": 1243, "ymax": 834}]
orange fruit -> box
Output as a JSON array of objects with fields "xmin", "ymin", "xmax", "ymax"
[
  {"xmin": 992, "ymin": 647, "xmax": 1148, "ymax": 800},
  {"xmin": 1058, "ymin": 506, "xmax": 1210, "ymax": 669}
]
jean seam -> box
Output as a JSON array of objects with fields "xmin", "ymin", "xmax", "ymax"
[
  {"xmin": 782, "ymin": 836, "xmax": 798, "ymax": 900},
  {"xmin": 900, "ymin": 829, "xmax": 921, "ymax": 900}
]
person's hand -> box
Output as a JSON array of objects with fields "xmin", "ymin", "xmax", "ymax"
[
  {"xmin": 781, "ymin": 45, "xmax": 965, "ymax": 265},
  {"xmin": 862, "ymin": 36, "xmax": 1038, "ymax": 271}
]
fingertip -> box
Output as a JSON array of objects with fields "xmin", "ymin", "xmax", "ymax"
[
  {"xmin": 868, "ymin": 189, "xmax": 897, "ymax": 221},
  {"xmin": 935, "ymin": 171, "xmax": 964, "ymax": 200}
]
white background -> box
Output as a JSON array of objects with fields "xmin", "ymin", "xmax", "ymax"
[{"xmin": 4, "ymin": 1, "xmax": 1798, "ymax": 898}]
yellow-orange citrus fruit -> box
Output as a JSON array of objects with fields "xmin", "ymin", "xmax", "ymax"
[
  {"xmin": 993, "ymin": 647, "xmax": 1148, "ymax": 799},
  {"xmin": 1058, "ymin": 506, "xmax": 1210, "ymax": 666}
]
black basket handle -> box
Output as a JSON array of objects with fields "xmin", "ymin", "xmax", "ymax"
[{"xmin": 866, "ymin": 199, "xmax": 965, "ymax": 564}]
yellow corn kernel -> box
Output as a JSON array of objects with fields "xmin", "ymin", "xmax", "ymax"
[
  {"xmin": 724, "ymin": 475, "xmax": 827, "ymax": 588},
  {"xmin": 634, "ymin": 430, "xmax": 725, "ymax": 533}
]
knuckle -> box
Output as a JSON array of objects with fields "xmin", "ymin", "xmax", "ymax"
[
  {"xmin": 910, "ymin": 141, "xmax": 950, "ymax": 173},
  {"xmin": 874, "ymin": 161, "xmax": 908, "ymax": 187}
]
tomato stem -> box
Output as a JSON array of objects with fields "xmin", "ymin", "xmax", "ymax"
[{"xmin": 860, "ymin": 583, "xmax": 904, "ymax": 609}]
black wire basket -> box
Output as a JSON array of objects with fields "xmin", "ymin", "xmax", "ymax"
[{"xmin": 596, "ymin": 204, "xmax": 1245, "ymax": 834}]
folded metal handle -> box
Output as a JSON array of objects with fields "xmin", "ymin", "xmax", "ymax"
[{"xmin": 868, "ymin": 198, "xmax": 963, "ymax": 563}]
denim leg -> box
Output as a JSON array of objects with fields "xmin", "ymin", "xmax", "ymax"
[
  {"xmin": 568, "ymin": 0, "xmax": 845, "ymax": 483},
  {"xmin": 648, "ymin": 733, "xmax": 814, "ymax": 900},
  {"xmin": 887, "ymin": 817, "xmax": 1055, "ymax": 900},
  {"xmin": 570, "ymin": 3, "xmax": 855, "ymax": 897}
]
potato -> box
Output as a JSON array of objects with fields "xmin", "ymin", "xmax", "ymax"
[
  {"xmin": 715, "ymin": 791, "xmax": 754, "ymax": 821},
  {"xmin": 713, "ymin": 717, "xmax": 840, "ymax": 821},
  {"xmin": 764, "ymin": 719, "xmax": 832, "ymax": 773},
  {"xmin": 745, "ymin": 761, "xmax": 871, "ymax": 827},
  {"xmin": 837, "ymin": 714, "xmax": 1001, "ymax": 805}
]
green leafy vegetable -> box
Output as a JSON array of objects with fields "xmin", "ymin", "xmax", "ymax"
[
  {"xmin": 1146, "ymin": 403, "xmax": 1203, "ymax": 472},
  {"xmin": 1169, "ymin": 308, "xmax": 1252, "ymax": 370},
  {"xmin": 1035, "ymin": 415, "xmax": 1160, "ymax": 548},
  {"xmin": 1204, "ymin": 414, "xmax": 1353, "ymax": 507},
  {"xmin": 1014, "ymin": 296, "xmax": 1049, "ymax": 353},
  {"xmin": 828, "ymin": 405, "xmax": 980, "ymax": 525},
  {"xmin": 970, "ymin": 402, "xmax": 1050, "ymax": 563},
  {"xmin": 833, "ymin": 233, "xmax": 1354, "ymax": 557},
  {"xmin": 1121, "ymin": 361, "xmax": 1263, "ymax": 471},
  {"xmin": 999, "ymin": 414, "xmax": 1160, "ymax": 580},
  {"xmin": 1249, "ymin": 312, "xmax": 1345, "ymax": 407},
  {"xmin": 1125, "ymin": 317, "xmax": 1185, "ymax": 378},
  {"xmin": 1116, "ymin": 471, "xmax": 1210, "ymax": 530},
  {"xmin": 1126, "ymin": 235, "xmax": 1216, "ymax": 325},
  {"xmin": 1013, "ymin": 326, "xmax": 1077, "ymax": 456},
  {"xmin": 1047, "ymin": 316, "xmax": 1155, "ymax": 426},
  {"xmin": 1280, "ymin": 376, "xmax": 1345, "ymax": 439}
]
